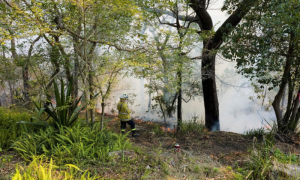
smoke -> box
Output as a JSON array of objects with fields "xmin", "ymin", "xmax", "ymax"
[
  {"xmin": 216, "ymin": 61, "xmax": 276, "ymax": 134},
  {"xmin": 100, "ymin": 60, "xmax": 276, "ymax": 134},
  {"xmin": 97, "ymin": 1, "xmax": 277, "ymax": 134}
]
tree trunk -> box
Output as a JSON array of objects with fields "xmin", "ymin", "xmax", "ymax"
[
  {"xmin": 177, "ymin": 69, "xmax": 182, "ymax": 131},
  {"xmin": 101, "ymin": 102, "xmax": 105, "ymax": 130},
  {"xmin": 73, "ymin": 17, "xmax": 82, "ymax": 99},
  {"xmin": 272, "ymin": 34, "xmax": 294, "ymax": 129},
  {"xmin": 202, "ymin": 41, "xmax": 219, "ymax": 131},
  {"xmin": 22, "ymin": 65, "xmax": 30, "ymax": 103},
  {"xmin": 10, "ymin": 38, "xmax": 17, "ymax": 105},
  {"xmin": 288, "ymin": 88, "xmax": 300, "ymax": 130},
  {"xmin": 46, "ymin": 44, "xmax": 60, "ymax": 106},
  {"xmin": 281, "ymin": 83, "xmax": 287, "ymax": 114},
  {"xmin": 89, "ymin": 66, "xmax": 95, "ymax": 123},
  {"xmin": 8, "ymin": 80, "xmax": 14, "ymax": 105},
  {"xmin": 282, "ymin": 77, "xmax": 294, "ymax": 129},
  {"xmin": 45, "ymin": 68, "xmax": 60, "ymax": 106},
  {"xmin": 187, "ymin": 0, "xmax": 259, "ymax": 131},
  {"xmin": 73, "ymin": 53, "xmax": 79, "ymax": 98},
  {"xmin": 54, "ymin": 35, "xmax": 72, "ymax": 83},
  {"xmin": 272, "ymin": 59, "xmax": 292, "ymax": 128},
  {"xmin": 84, "ymin": 89, "xmax": 90, "ymax": 123}
]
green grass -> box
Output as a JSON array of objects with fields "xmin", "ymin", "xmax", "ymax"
[
  {"xmin": 241, "ymin": 140, "xmax": 300, "ymax": 180},
  {"xmin": 273, "ymin": 148, "xmax": 299, "ymax": 164},
  {"xmin": 179, "ymin": 116, "xmax": 205, "ymax": 134},
  {"xmin": 245, "ymin": 127, "xmax": 266, "ymax": 138}
]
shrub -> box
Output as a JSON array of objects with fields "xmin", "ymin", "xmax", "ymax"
[
  {"xmin": 0, "ymin": 108, "xmax": 39, "ymax": 149},
  {"xmin": 32, "ymin": 79, "xmax": 84, "ymax": 129},
  {"xmin": 12, "ymin": 123, "xmax": 132, "ymax": 164}
]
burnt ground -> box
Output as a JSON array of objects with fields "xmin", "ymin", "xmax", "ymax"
[{"xmin": 107, "ymin": 117, "xmax": 300, "ymax": 166}]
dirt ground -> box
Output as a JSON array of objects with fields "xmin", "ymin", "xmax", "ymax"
[{"xmin": 107, "ymin": 116, "xmax": 300, "ymax": 168}]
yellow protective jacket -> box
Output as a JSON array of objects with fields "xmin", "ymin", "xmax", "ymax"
[{"xmin": 117, "ymin": 101, "xmax": 131, "ymax": 121}]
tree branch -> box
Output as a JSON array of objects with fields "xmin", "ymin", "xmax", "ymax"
[
  {"xmin": 213, "ymin": 0, "xmax": 259, "ymax": 49},
  {"xmin": 146, "ymin": 8, "xmax": 198, "ymax": 21},
  {"xmin": 146, "ymin": 8, "xmax": 203, "ymax": 29},
  {"xmin": 27, "ymin": 35, "xmax": 41, "ymax": 59},
  {"xmin": 3, "ymin": 0, "xmax": 13, "ymax": 8},
  {"xmin": 189, "ymin": 0, "xmax": 213, "ymax": 30},
  {"xmin": 59, "ymin": 25, "xmax": 141, "ymax": 52},
  {"xmin": 190, "ymin": 56, "xmax": 202, "ymax": 60}
]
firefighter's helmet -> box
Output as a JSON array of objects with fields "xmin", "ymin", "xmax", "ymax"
[{"xmin": 120, "ymin": 94, "xmax": 128, "ymax": 99}]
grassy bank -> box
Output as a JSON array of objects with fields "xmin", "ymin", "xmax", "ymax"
[{"xmin": 1, "ymin": 107, "xmax": 300, "ymax": 179}]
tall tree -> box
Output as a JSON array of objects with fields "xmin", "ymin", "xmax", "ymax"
[
  {"xmin": 143, "ymin": 0, "xmax": 260, "ymax": 131},
  {"xmin": 136, "ymin": 13, "xmax": 201, "ymax": 129},
  {"xmin": 1, "ymin": 0, "xmax": 142, "ymax": 123},
  {"xmin": 222, "ymin": 0, "xmax": 300, "ymax": 132}
]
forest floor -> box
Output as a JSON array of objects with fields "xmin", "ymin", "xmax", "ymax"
[
  {"xmin": 105, "ymin": 116, "xmax": 300, "ymax": 179},
  {"xmin": 1, "ymin": 115, "xmax": 300, "ymax": 179}
]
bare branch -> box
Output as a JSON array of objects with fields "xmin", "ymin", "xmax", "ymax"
[
  {"xmin": 59, "ymin": 25, "xmax": 141, "ymax": 52},
  {"xmin": 44, "ymin": 71, "xmax": 60, "ymax": 89},
  {"xmin": 146, "ymin": 8, "xmax": 198, "ymax": 21},
  {"xmin": 3, "ymin": 0, "xmax": 13, "ymax": 8},
  {"xmin": 190, "ymin": 56, "xmax": 202, "ymax": 60},
  {"xmin": 213, "ymin": 0, "xmax": 259, "ymax": 49},
  {"xmin": 42, "ymin": 34, "xmax": 53, "ymax": 46},
  {"xmin": 215, "ymin": 75, "xmax": 248, "ymax": 89},
  {"xmin": 27, "ymin": 35, "xmax": 41, "ymax": 59}
]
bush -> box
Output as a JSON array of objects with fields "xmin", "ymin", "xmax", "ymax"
[
  {"xmin": 0, "ymin": 108, "xmax": 39, "ymax": 149},
  {"xmin": 32, "ymin": 79, "xmax": 84, "ymax": 129},
  {"xmin": 12, "ymin": 123, "xmax": 132, "ymax": 164},
  {"xmin": 13, "ymin": 156, "xmax": 99, "ymax": 180}
]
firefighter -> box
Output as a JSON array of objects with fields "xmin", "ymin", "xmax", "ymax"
[{"xmin": 117, "ymin": 94, "xmax": 139, "ymax": 137}]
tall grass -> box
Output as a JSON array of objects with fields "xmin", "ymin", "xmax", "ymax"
[
  {"xmin": 12, "ymin": 123, "xmax": 132, "ymax": 164},
  {"xmin": 245, "ymin": 141, "xmax": 275, "ymax": 179},
  {"xmin": 179, "ymin": 116, "xmax": 205, "ymax": 134},
  {"xmin": 245, "ymin": 127, "xmax": 266, "ymax": 139},
  {"xmin": 244, "ymin": 120, "xmax": 299, "ymax": 179}
]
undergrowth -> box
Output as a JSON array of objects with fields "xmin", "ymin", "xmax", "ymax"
[
  {"xmin": 245, "ymin": 127, "xmax": 266, "ymax": 138},
  {"xmin": 12, "ymin": 156, "xmax": 99, "ymax": 180},
  {"xmin": 179, "ymin": 116, "xmax": 205, "ymax": 135},
  {"xmin": 241, "ymin": 121, "xmax": 300, "ymax": 180},
  {"xmin": 0, "ymin": 107, "xmax": 40, "ymax": 149},
  {"xmin": 12, "ymin": 123, "xmax": 132, "ymax": 164}
]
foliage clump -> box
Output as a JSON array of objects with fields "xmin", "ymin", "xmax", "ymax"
[
  {"xmin": 13, "ymin": 156, "xmax": 99, "ymax": 180},
  {"xmin": 0, "ymin": 108, "xmax": 38, "ymax": 149},
  {"xmin": 12, "ymin": 123, "xmax": 132, "ymax": 164}
]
